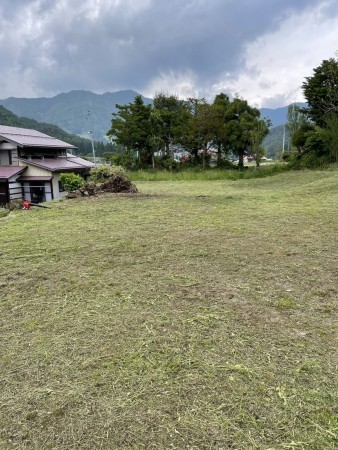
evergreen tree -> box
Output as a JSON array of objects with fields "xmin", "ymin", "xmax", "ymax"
[{"xmin": 107, "ymin": 95, "xmax": 153, "ymax": 165}]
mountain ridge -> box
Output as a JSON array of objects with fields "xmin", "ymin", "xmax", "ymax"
[
  {"xmin": 0, "ymin": 90, "xmax": 153, "ymax": 141},
  {"xmin": 260, "ymin": 103, "xmax": 307, "ymax": 127},
  {"xmin": 0, "ymin": 105, "xmax": 113, "ymax": 155}
]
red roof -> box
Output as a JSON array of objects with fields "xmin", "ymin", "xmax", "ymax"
[
  {"xmin": 0, "ymin": 166, "xmax": 26, "ymax": 179},
  {"xmin": 0, "ymin": 125, "xmax": 76, "ymax": 149}
]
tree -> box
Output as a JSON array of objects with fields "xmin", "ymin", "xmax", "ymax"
[
  {"xmin": 182, "ymin": 98, "xmax": 217, "ymax": 168},
  {"xmin": 212, "ymin": 93, "xmax": 231, "ymax": 165},
  {"xmin": 249, "ymin": 119, "xmax": 269, "ymax": 168},
  {"xmin": 319, "ymin": 114, "xmax": 338, "ymax": 162},
  {"xmin": 285, "ymin": 104, "xmax": 310, "ymax": 149},
  {"xmin": 153, "ymin": 93, "xmax": 190, "ymax": 158},
  {"xmin": 302, "ymin": 57, "xmax": 338, "ymax": 126},
  {"xmin": 107, "ymin": 95, "xmax": 153, "ymax": 166},
  {"xmin": 291, "ymin": 123, "xmax": 314, "ymax": 152},
  {"xmin": 224, "ymin": 97, "xmax": 261, "ymax": 169}
]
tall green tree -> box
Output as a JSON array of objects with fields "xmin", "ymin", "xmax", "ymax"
[
  {"xmin": 320, "ymin": 114, "xmax": 338, "ymax": 162},
  {"xmin": 107, "ymin": 95, "xmax": 153, "ymax": 165},
  {"xmin": 302, "ymin": 57, "xmax": 338, "ymax": 126},
  {"xmin": 293, "ymin": 55, "xmax": 338, "ymax": 166},
  {"xmin": 153, "ymin": 93, "xmax": 190, "ymax": 157},
  {"xmin": 224, "ymin": 98, "xmax": 261, "ymax": 169},
  {"xmin": 212, "ymin": 93, "xmax": 231, "ymax": 165},
  {"xmin": 183, "ymin": 98, "xmax": 219, "ymax": 168}
]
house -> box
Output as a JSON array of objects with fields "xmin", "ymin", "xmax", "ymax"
[{"xmin": 0, "ymin": 125, "xmax": 94, "ymax": 205}]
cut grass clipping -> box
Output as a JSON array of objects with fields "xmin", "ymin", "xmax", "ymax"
[{"xmin": 0, "ymin": 168, "xmax": 337, "ymax": 449}]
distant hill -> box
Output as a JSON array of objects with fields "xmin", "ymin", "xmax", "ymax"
[
  {"xmin": 260, "ymin": 103, "xmax": 307, "ymax": 127},
  {"xmin": 0, "ymin": 90, "xmax": 153, "ymax": 141},
  {"xmin": 0, "ymin": 105, "xmax": 112, "ymax": 155},
  {"xmin": 260, "ymin": 103, "xmax": 308, "ymax": 159}
]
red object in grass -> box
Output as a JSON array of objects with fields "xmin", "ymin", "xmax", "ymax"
[{"xmin": 21, "ymin": 199, "xmax": 31, "ymax": 210}]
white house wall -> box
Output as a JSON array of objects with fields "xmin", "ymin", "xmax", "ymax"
[
  {"xmin": 45, "ymin": 182, "xmax": 52, "ymax": 201},
  {"xmin": 18, "ymin": 161, "xmax": 50, "ymax": 176},
  {"xmin": 18, "ymin": 162, "xmax": 55, "ymax": 201},
  {"xmin": 52, "ymin": 173, "xmax": 67, "ymax": 200},
  {"xmin": 17, "ymin": 163, "xmax": 78, "ymax": 200}
]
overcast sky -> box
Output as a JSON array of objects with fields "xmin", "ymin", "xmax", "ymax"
[{"xmin": 0, "ymin": 0, "xmax": 337, "ymax": 107}]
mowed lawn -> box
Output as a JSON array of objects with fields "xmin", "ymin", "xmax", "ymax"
[{"xmin": 0, "ymin": 169, "xmax": 337, "ymax": 449}]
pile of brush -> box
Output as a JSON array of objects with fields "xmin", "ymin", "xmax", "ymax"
[{"xmin": 79, "ymin": 173, "xmax": 138, "ymax": 196}]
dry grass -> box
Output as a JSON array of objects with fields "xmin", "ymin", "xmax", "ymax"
[{"xmin": 0, "ymin": 169, "xmax": 337, "ymax": 449}]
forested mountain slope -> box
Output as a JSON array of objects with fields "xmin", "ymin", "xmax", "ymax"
[
  {"xmin": 0, "ymin": 90, "xmax": 153, "ymax": 141},
  {"xmin": 0, "ymin": 105, "xmax": 111, "ymax": 155}
]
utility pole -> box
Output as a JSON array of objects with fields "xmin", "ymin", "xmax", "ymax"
[
  {"xmin": 87, "ymin": 110, "xmax": 96, "ymax": 165},
  {"xmin": 282, "ymin": 125, "xmax": 286, "ymax": 154}
]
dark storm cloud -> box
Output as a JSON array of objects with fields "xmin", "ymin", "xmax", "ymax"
[{"xmin": 0, "ymin": 0, "xmax": 336, "ymax": 102}]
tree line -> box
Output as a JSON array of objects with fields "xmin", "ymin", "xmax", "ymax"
[
  {"xmin": 106, "ymin": 93, "xmax": 270, "ymax": 170},
  {"xmin": 106, "ymin": 55, "xmax": 337, "ymax": 171}
]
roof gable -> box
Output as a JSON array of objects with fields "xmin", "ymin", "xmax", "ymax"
[
  {"xmin": 20, "ymin": 155, "xmax": 95, "ymax": 172},
  {"xmin": 0, "ymin": 125, "xmax": 76, "ymax": 149},
  {"xmin": 0, "ymin": 166, "xmax": 26, "ymax": 180}
]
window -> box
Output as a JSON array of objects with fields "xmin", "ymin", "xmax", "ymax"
[{"xmin": 58, "ymin": 180, "xmax": 65, "ymax": 192}]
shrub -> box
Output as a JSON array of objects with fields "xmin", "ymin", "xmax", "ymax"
[{"xmin": 59, "ymin": 173, "xmax": 85, "ymax": 192}]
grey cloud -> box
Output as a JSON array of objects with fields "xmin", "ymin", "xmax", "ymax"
[{"xmin": 0, "ymin": 0, "xmax": 336, "ymax": 102}]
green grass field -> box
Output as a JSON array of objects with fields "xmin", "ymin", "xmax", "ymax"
[{"xmin": 1, "ymin": 169, "xmax": 337, "ymax": 449}]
